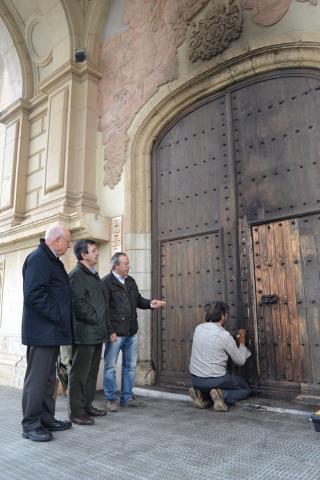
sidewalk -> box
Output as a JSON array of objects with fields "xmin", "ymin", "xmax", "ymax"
[{"xmin": 1, "ymin": 385, "xmax": 319, "ymax": 480}]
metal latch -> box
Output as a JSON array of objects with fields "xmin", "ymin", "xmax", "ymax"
[{"xmin": 261, "ymin": 294, "xmax": 279, "ymax": 304}]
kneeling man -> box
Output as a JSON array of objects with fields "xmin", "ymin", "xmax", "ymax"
[{"xmin": 189, "ymin": 301, "xmax": 251, "ymax": 412}]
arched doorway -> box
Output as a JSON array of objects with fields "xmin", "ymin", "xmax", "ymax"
[{"xmin": 152, "ymin": 69, "xmax": 320, "ymax": 396}]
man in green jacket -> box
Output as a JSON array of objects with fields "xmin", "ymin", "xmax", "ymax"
[{"xmin": 69, "ymin": 239, "xmax": 112, "ymax": 425}]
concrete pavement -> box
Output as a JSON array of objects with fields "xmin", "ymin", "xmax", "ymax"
[{"xmin": 0, "ymin": 385, "xmax": 319, "ymax": 480}]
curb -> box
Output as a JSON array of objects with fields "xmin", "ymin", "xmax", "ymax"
[{"xmin": 133, "ymin": 387, "xmax": 312, "ymax": 417}]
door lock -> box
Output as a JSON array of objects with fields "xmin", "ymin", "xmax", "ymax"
[{"xmin": 261, "ymin": 294, "xmax": 279, "ymax": 304}]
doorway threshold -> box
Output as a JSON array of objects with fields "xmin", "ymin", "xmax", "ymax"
[{"xmin": 133, "ymin": 386, "xmax": 319, "ymax": 417}]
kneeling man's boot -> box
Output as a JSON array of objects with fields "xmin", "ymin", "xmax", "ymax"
[
  {"xmin": 210, "ymin": 388, "xmax": 228, "ymax": 412},
  {"xmin": 189, "ymin": 387, "xmax": 210, "ymax": 409}
]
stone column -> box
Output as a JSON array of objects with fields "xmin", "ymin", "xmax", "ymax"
[
  {"xmin": 124, "ymin": 150, "xmax": 155, "ymax": 385},
  {"xmin": 39, "ymin": 61, "xmax": 102, "ymax": 219}
]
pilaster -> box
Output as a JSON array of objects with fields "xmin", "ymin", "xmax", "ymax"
[{"xmin": 0, "ymin": 99, "xmax": 30, "ymax": 229}]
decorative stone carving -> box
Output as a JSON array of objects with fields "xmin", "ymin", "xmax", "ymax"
[
  {"xmin": 243, "ymin": 0, "xmax": 318, "ymax": 27},
  {"xmin": 99, "ymin": 0, "xmax": 208, "ymax": 188},
  {"xmin": 188, "ymin": 0, "xmax": 242, "ymax": 62},
  {"xmin": 168, "ymin": 0, "xmax": 210, "ymax": 47},
  {"xmin": 25, "ymin": 14, "xmax": 52, "ymax": 66}
]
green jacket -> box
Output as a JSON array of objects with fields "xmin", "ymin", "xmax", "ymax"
[{"xmin": 69, "ymin": 262, "xmax": 110, "ymax": 344}]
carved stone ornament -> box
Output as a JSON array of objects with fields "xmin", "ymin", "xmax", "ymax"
[
  {"xmin": 188, "ymin": 0, "xmax": 242, "ymax": 62},
  {"xmin": 99, "ymin": 0, "xmax": 209, "ymax": 189},
  {"xmin": 25, "ymin": 14, "xmax": 53, "ymax": 66},
  {"xmin": 169, "ymin": 0, "xmax": 210, "ymax": 47},
  {"xmin": 243, "ymin": 0, "xmax": 318, "ymax": 27}
]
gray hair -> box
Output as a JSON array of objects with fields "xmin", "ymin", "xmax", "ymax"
[
  {"xmin": 45, "ymin": 225, "xmax": 66, "ymax": 242},
  {"xmin": 111, "ymin": 252, "xmax": 128, "ymax": 270}
]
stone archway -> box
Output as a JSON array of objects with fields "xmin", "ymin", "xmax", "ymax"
[
  {"xmin": 124, "ymin": 43, "xmax": 320, "ymax": 385},
  {"xmin": 125, "ymin": 44, "xmax": 320, "ymax": 237}
]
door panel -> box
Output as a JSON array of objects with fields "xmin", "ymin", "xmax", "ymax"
[
  {"xmin": 232, "ymin": 75, "xmax": 320, "ymax": 224},
  {"xmin": 153, "ymin": 93, "xmax": 238, "ymax": 385},
  {"xmin": 159, "ymin": 232, "xmax": 224, "ymax": 379},
  {"xmin": 253, "ymin": 216, "xmax": 320, "ymax": 388}
]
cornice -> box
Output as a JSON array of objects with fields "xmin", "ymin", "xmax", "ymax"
[
  {"xmin": 0, "ymin": 211, "xmax": 110, "ymax": 252},
  {"xmin": 0, "ymin": 98, "xmax": 30, "ymax": 123},
  {"xmin": 39, "ymin": 60, "xmax": 102, "ymax": 95}
]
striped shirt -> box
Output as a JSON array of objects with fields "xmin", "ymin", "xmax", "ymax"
[
  {"xmin": 112, "ymin": 271, "xmax": 127, "ymax": 284},
  {"xmin": 190, "ymin": 322, "xmax": 251, "ymax": 378}
]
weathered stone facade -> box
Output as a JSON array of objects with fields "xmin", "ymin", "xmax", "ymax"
[{"xmin": 1, "ymin": 0, "xmax": 320, "ymax": 389}]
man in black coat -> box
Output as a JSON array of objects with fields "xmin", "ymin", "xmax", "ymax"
[
  {"xmin": 102, "ymin": 252, "xmax": 165, "ymax": 411},
  {"xmin": 68, "ymin": 239, "xmax": 112, "ymax": 425},
  {"xmin": 21, "ymin": 225, "xmax": 73, "ymax": 441}
]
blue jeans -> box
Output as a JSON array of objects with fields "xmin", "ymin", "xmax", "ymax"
[
  {"xmin": 103, "ymin": 335, "xmax": 137, "ymax": 405},
  {"xmin": 192, "ymin": 373, "xmax": 251, "ymax": 405}
]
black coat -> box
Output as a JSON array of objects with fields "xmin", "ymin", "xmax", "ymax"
[
  {"xmin": 21, "ymin": 240, "xmax": 73, "ymax": 346},
  {"xmin": 69, "ymin": 262, "xmax": 111, "ymax": 344},
  {"xmin": 102, "ymin": 272, "xmax": 151, "ymax": 336}
]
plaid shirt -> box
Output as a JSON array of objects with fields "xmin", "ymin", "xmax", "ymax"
[{"xmin": 190, "ymin": 322, "xmax": 251, "ymax": 377}]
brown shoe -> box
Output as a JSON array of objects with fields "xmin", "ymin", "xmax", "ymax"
[
  {"xmin": 105, "ymin": 400, "xmax": 118, "ymax": 412},
  {"xmin": 210, "ymin": 388, "xmax": 228, "ymax": 412},
  {"xmin": 86, "ymin": 405, "xmax": 107, "ymax": 417},
  {"xmin": 189, "ymin": 387, "xmax": 210, "ymax": 409},
  {"xmin": 70, "ymin": 415, "xmax": 95, "ymax": 425}
]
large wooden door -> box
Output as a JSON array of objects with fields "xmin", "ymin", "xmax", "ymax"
[
  {"xmin": 152, "ymin": 94, "xmax": 238, "ymax": 386},
  {"xmin": 160, "ymin": 232, "xmax": 224, "ymax": 381},
  {"xmin": 152, "ymin": 70, "xmax": 320, "ymax": 393},
  {"xmin": 252, "ymin": 216, "xmax": 320, "ymax": 391}
]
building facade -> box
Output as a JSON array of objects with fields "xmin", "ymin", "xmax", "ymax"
[{"xmin": 1, "ymin": 0, "xmax": 320, "ymax": 399}]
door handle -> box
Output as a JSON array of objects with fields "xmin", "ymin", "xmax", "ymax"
[{"xmin": 261, "ymin": 294, "xmax": 279, "ymax": 304}]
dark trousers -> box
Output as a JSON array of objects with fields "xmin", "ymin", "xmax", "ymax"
[
  {"xmin": 192, "ymin": 373, "xmax": 251, "ymax": 405},
  {"xmin": 22, "ymin": 346, "xmax": 60, "ymax": 432},
  {"xmin": 68, "ymin": 344, "xmax": 102, "ymax": 417}
]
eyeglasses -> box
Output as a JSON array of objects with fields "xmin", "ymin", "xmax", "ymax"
[{"xmin": 59, "ymin": 236, "xmax": 72, "ymax": 246}]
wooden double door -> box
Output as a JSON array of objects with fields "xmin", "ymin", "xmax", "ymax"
[{"xmin": 152, "ymin": 70, "xmax": 320, "ymax": 394}]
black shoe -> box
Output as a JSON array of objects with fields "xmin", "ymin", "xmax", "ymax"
[
  {"xmin": 22, "ymin": 427, "xmax": 53, "ymax": 442},
  {"xmin": 43, "ymin": 419, "xmax": 72, "ymax": 431},
  {"xmin": 86, "ymin": 405, "xmax": 107, "ymax": 417},
  {"xmin": 70, "ymin": 415, "xmax": 95, "ymax": 425}
]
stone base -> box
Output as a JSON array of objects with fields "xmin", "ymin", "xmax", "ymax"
[
  {"xmin": 135, "ymin": 360, "xmax": 155, "ymax": 386},
  {"xmin": 0, "ymin": 353, "xmax": 25, "ymax": 389}
]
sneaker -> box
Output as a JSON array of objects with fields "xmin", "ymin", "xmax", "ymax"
[
  {"xmin": 105, "ymin": 400, "xmax": 118, "ymax": 412},
  {"xmin": 188, "ymin": 387, "xmax": 210, "ymax": 409},
  {"xmin": 210, "ymin": 388, "xmax": 228, "ymax": 412},
  {"xmin": 121, "ymin": 397, "xmax": 145, "ymax": 408}
]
